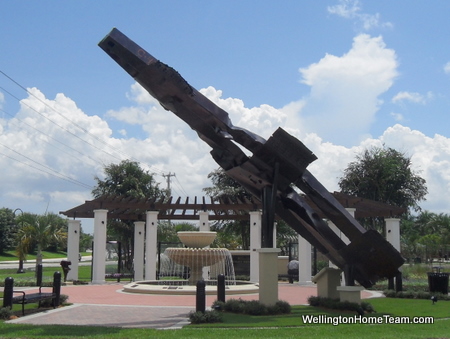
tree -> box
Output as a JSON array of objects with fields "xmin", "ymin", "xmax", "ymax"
[
  {"xmin": 15, "ymin": 212, "xmax": 67, "ymax": 268},
  {"xmin": 203, "ymin": 168, "xmax": 297, "ymax": 251},
  {"xmin": 203, "ymin": 168, "xmax": 252, "ymax": 200},
  {"xmin": 92, "ymin": 160, "xmax": 165, "ymax": 270},
  {"xmin": 157, "ymin": 221, "xmax": 198, "ymax": 244},
  {"xmin": 338, "ymin": 146, "xmax": 427, "ymax": 213},
  {"xmin": 0, "ymin": 208, "xmax": 15, "ymax": 253},
  {"xmin": 92, "ymin": 160, "xmax": 165, "ymax": 199},
  {"xmin": 203, "ymin": 168, "xmax": 254, "ymax": 249}
]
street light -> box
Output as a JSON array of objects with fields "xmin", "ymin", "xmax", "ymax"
[{"xmin": 13, "ymin": 208, "xmax": 25, "ymax": 274}]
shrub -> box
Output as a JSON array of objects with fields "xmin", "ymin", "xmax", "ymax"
[
  {"xmin": 360, "ymin": 301, "xmax": 374, "ymax": 313},
  {"xmin": 211, "ymin": 300, "xmax": 225, "ymax": 311},
  {"xmin": 39, "ymin": 294, "xmax": 69, "ymax": 307},
  {"xmin": 189, "ymin": 310, "xmax": 222, "ymax": 324},
  {"xmin": 0, "ymin": 307, "xmax": 12, "ymax": 320},
  {"xmin": 307, "ymin": 296, "xmax": 375, "ymax": 313},
  {"xmin": 223, "ymin": 298, "xmax": 246, "ymax": 313},
  {"xmin": 244, "ymin": 300, "xmax": 268, "ymax": 315},
  {"xmin": 383, "ymin": 290, "xmax": 450, "ymax": 301},
  {"xmin": 271, "ymin": 300, "xmax": 291, "ymax": 315},
  {"xmin": 215, "ymin": 298, "xmax": 291, "ymax": 315}
]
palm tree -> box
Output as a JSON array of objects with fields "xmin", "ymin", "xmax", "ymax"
[{"xmin": 16, "ymin": 212, "xmax": 67, "ymax": 269}]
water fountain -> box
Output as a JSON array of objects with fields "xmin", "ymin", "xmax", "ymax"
[
  {"xmin": 162, "ymin": 231, "xmax": 235, "ymax": 285},
  {"xmin": 123, "ymin": 231, "xmax": 259, "ymax": 295}
]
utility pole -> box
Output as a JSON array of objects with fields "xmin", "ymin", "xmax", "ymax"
[
  {"xmin": 162, "ymin": 172, "xmax": 176, "ymax": 197},
  {"xmin": 162, "ymin": 172, "xmax": 176, "ymax": 227}
]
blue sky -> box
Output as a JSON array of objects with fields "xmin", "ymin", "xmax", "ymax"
[{"xmin": 1, "ymin": 1, "xmax": 450, "ymax": 233}]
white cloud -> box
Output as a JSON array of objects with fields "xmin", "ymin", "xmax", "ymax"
[
  {"xmin": 328, "ymin": 0, "xmax": 393, "ymax": 30},
  {"xmin": 297, "ymin": 34, "xmax": 398, "ymax": 145},
  {"xmin": 328, "ymin": 0, "xmax": 361, "ymax": 19},
  {"xmin": 444, "ymin": 62, "xmax": 450, "ymax": 74},
  {"xmin": 2, "ymin": 29, "xmax": 450, "ymax": 234},
  {"xmin": 2, "ymin": 80, "xmax": 450, "ymax": 234},
  {"xmin": 200, "ymin": 86, "xmax": 288, "ymax": 139},
  {"xmin": 390, "ymin": 112, "xmax": 404, "ymax": 121},
  {"xmin": 392, "ymin": 91, "xmax": 426, "ymax": 104}
]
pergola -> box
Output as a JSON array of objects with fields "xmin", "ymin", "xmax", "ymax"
[
  {"xmin": 60, "ymin": 192, "xmax": 406, "ymax": 221},
  {"xmin": 60, "ymin": 192, "xmax": 405, "ymax": 285}
]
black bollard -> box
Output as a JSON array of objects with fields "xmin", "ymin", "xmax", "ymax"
[
  {"xmin": 3, "ymin": 277, "xmax": 14, "ymax": 309},
  {"xmin": 388, "ymin": 276, "xmax": 394, "ymax": 290},
  {"xmin": 36, "ymin": 264, "xmax": 43, "ymax": 286},
  {"xmin": 217, "ymin": 274, "xmax": 225, "ymax": 303},
  {"xmin": 53, "ymin": 271, "xmax": 62, "ymax": 307},
  {"xmin": 196, "ymin": 280, "xmax": 206, "ymax": 313},
  {"xmin": 395, "ymin": 271, "xmax": 403, "ymax": 292}
]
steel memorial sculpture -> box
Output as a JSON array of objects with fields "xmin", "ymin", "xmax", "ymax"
[{"xmin": 98, "ymin": 28, "xmax": 404, "ymax": 288}]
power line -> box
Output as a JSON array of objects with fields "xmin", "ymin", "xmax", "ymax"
[
  {"xmin": 173, "ymin": 175, "xmax": 189, "ymax": 196},
  {"xmin": 0, "ymin": 107, "xmax": 103, "ymax": 166},
  {"xmin": 0, "ymin": 150, "xmax": 93, "ymax": 189},
  {"xmin": 0, "ymin": 70, "xmax": 168, "ymax": 176},
  {"xmin": 0, "ymin": 84, "xmax": 125, "ymax": 163},
  {"xmin": 0, "ymin": 70, "xmax": 173, "ymax": 186}
]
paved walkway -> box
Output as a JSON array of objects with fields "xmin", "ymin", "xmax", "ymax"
[{"xmin": 6, "ymin": 283, "xmax": 382, "ymax": 329}]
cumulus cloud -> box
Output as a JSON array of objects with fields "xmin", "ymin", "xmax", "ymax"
[
  {"xmin": 2, "ymin": 30, "xmax": 450, "ymax": 233},
  {"xmin": 296, "ymin": 34, "xmax": 398, "ymax": 146},
  {"xmin": 328, "ymin": 0, "xmax": 393, "ymax": 30},
  {"xmin": 2, "ymin": 79, "xmax": 450, "ymax": 233}
]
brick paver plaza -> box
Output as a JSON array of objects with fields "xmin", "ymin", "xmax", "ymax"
[{"xmin": 6, "ymin": 283, "xmax": 380, "ymax": 329}]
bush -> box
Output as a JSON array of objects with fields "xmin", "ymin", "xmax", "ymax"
[
  {"xmin": 39, "ymin": 294, "xmax": 69, "ymax": 307},
  {"xmin": 211, "ymin": 300, "xmax": 225, "ymax": 311},
  {"xmin": 0, "ymin": 307, "xmax": 12, "ymax": 320},
  {"xmin": 244, "ymin": 300, "xmax": 268, "ymax": 315},
  {"xmin": 383, "ymin": 289, "xmax": 450, "ymax": 300},
  {"xmin": 307, "ymin": 296, "xmax": 375, "ymax": 313},
  {"xmin": 223, "ymin": 298, "xmax": 246, "ymax": 313},
  {"xmin": 213, "ymin": 298, "xmax": 291, "ymax": 316},
  {"xmin": 270, "ymin": 300, "xmax": 291, "ymax": 315},
  {"xmin": 189, "ymin": 310, "xmax": 222, "ymax": 324}
]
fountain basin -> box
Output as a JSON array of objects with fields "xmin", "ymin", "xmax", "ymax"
[
  {"xmin": 123, "ymin": 280, "xmax": 259, "ymax": 295},
  {"xmin": 177, "ymin": 231, "xmax": 217, "ymax": 248}
]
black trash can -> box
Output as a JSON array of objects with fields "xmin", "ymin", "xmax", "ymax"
[{"xmin": 427, "ymin": 272, "xmax": 449, "ymax": 294}]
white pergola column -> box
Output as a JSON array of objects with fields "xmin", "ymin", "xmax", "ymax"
[
  {"xmin": 67, "ymin": 220, "xmax": 80, "ymax": 281},
  {"xmin": 134, "ymin": 221, "xmax": 145, "ymax": 281},
  {"xmin": 198, "ymin": 211, "xmax": 210, "ymax": 231},
  {"xmin": 145, "ymin": 211, "xmax": 158, "ymax": 280},
  {"xmin": 385, "ymin": 218, "xmax": 401, "ymax": 252},
  {"xmin": 198, "ymin": 211, "xmax": 210, "ymax": 279},
  {"xmin": 92, "ymin": 209, "xmax": 108, "ymax": 284},
  {"xmin": 249, "ymin": 211, "xmax": 261, "ymax": 282},
  {"xmin": 298, "ymin": 234, "xmax": 312, "ymax": 285}
]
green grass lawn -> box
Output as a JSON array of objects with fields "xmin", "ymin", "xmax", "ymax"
[
  {"xmin": 1, "ymin": 261, "xmax": 449, "ymax": 338},
  {"xmin": 0, "ymin": 265, "xmax": 93, "ymax": 284},
  {"xmin": 0, "ymin": 250, "xmax": 92, "ymax": 262},
  {"xmin": 0, "ymin": 250, "xmax": 66, "ymax": 262},
  {"xmin": 1, "ymin": 297, "xmax": 449, "ymax": 338}
]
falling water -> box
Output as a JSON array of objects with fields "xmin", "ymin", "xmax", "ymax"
[{"xmin": 159, "ymin": 247, "xmax": 236, "ymax": 286}]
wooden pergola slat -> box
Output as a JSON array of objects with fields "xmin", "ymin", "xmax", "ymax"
[{"xmin": 60, "ymin": 193, "xmax": 405, "ymax": 222}]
